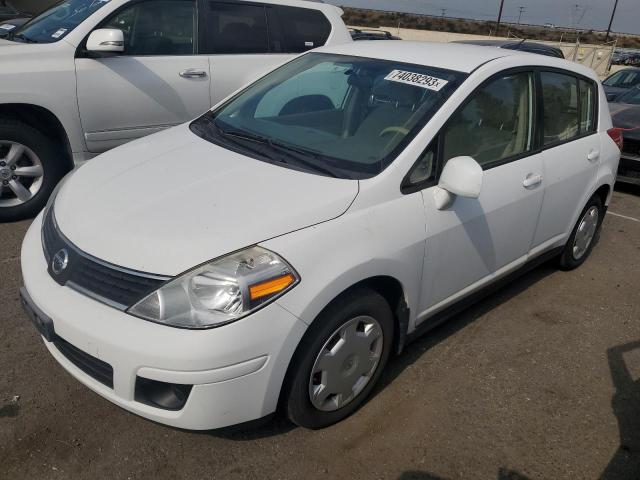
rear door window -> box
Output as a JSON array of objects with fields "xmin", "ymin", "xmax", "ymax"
[
  {"xmin": 269, "ymin": 6, "xmax": 331, "ymax": 53},
  {"xmin": 203, "ymin": 1, "xmax": 269, "ymax": 54},
  {"xmin": 541, "ymin": 71, "xmax": 580, "ymax": 145}
]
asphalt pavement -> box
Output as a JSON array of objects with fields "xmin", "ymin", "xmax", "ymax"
[{"xmin": 1, "ymin": 186, "xmax": 639, "ymax": 480}]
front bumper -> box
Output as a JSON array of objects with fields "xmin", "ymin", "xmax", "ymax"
[{"xmin": 20, "ymin": 213, "xmax": 307, "ymax": 430}]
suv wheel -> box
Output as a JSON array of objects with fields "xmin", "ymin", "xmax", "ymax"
[
  {"xmin": 283, "ymin": 287, "xmax": 394, "ymax": 429},
  {"xmin": 0, "ymin": 119, "xmax": 67, "ymax": 222},
  {"xmin": 558, "ymin": 195, "xmax": 604, "ymax": 270}
]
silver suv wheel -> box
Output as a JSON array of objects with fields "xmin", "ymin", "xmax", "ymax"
[{"xmin": 0, "ymin": 141, "xmax": 44, "ymax": 208}]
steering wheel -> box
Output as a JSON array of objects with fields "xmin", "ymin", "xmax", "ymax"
[{"xmin": 379, "ymin": 126, "xmax": 410, "ymax": 137}]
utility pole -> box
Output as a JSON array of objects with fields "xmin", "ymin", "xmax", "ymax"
[
  {"xmin": 572, "ymin": 4, "xmax": 580, "ymax": 27},
  {"xmin": 440, "ymin": 8, "xmax": 447, "ymax": 18},
  {"xmin": 605, "ymin": 0, "xmax": 620, "ymax": 42},
  {"xmin": 496, "ymin": 0, "xmax": 505, "ymax": 35},
  {"xmin": 517, "ymin": 6, "xmax": 525, "ymax": 24}
]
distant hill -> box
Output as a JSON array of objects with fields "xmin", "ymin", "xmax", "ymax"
[{"xmin": 343, "ymin": 7, "xmax": 640, "ymax": 49}]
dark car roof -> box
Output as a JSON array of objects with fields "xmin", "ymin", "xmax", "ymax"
[
  {"xmin": 350, "ymin": 28, "xmax": 401, "ymax": 41},
  {"xmin": 454, "ymin": 39, "xmax": 565, "ymax": 58}
]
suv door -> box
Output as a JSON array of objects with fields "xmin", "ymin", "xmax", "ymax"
[
  {"xmin": 412, "ymin": 71, "xmax": 546, "ymax": 323},
  {"xmin": 75, "ymin": 0, "xmax": 210, "ymax": 153},
  {"xmin": 202, "ymin": 1, "xmax": 332, "ymax": 105},
  {"xmin": 532, "ymin": 72, "xmax": 600, "ymax": 247}
]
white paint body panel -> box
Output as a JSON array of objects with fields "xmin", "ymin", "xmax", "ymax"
[
  {"xmin": 21, "ymin": 42, "xmax": 620, "ymax": 429},
  {"xmin": 54, "ymin": 125, "xmax": 359, "ymax": 275},
  {"xmin": 76, "ymin": 55, "xmax": 212, "ymax": 152}
]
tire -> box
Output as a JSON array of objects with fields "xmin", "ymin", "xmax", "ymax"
[
  {"xmin": 0, "ymin": 119, "xmax": 68, "ymax": 222},
  {"xmin": 558, "ymin": 195, "xmax": 605, "ymax": 271},
  {"xmin": 283, "ymin": 287, "xmax": 394, "ymax": 429}
]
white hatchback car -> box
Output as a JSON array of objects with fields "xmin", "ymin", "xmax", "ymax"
[{"xmin": 21, "ymin": 42, "xmax": 620, "ymax": 430}]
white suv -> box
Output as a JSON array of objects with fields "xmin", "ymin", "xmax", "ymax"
[
  {"xmin": 0, "ymin": 0, "xmax": 351, "ymax": 221},
  {"xmin": 21, "ymin": 42, "xmax": 620, "ymax": 430}
]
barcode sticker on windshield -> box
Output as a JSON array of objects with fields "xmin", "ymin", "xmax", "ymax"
[
  {"xmin": 385, "ymin": 70, "xmax": 449, "ymax": 91},
  {"xmin": 0, "ymin": 24, "xmax": 16, "ymax": 31},
  {"xmin": 51, "ymin": 28, "xmax": 68, "ymax": 39}
]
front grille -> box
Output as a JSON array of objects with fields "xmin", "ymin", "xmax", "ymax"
[
  {"xmin": 42, "ymin": 208, "xmax": 170, "ymax": 309},
  {"xmin": 53, "ymin": 336, "xmax": 114, "ymax": 389}
]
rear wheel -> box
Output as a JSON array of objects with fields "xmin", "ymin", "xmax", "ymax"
[
  {"xmin": 284, "ymin": 287, "xmax": 394, "ymax": 429},
  {"xmin": 558, "ymin": 195, "xmax": 604, "ymax": 270},
  {"xmin": 0, "ymin": 119, "xmax": 67, "ymax": 222}
]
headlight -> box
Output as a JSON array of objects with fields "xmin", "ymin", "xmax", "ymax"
[{"xmin": 127, "ymin": 246, "xmax": 300, "ymax": 329}]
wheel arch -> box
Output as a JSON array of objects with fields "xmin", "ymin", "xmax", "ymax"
[
  {"xmin": 0, "ymin": 104, "xmax": 74, "ymax": 173},
  {"xmin": 593, "ymin": 183, "xmax": 612, "ymax": 207},
  {"xmin": 276, "ymin": 274, "xmax": 409, "ymax": 414}
]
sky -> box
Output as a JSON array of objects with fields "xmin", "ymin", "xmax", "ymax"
[{"xmin": 326, "ymin": 0, "xmax": 640, "ymax": 35}]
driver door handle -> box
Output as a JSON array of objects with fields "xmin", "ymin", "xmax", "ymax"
[
  {"xmin": 523, "ymin": 173, "xmax": 543, "ymax": 189},
  {"xmin": 179, "ymin": 69, "xmax": 208, "ymax": 79}
]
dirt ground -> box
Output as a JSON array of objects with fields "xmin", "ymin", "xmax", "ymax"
[{"xmin": 1, "ymin": 186, "xmax": 639, "ymax": 480}]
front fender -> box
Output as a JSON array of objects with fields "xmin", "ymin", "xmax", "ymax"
[{"xmin": 263, "ymin": 192, "xmax": 427, "ymax": 332}]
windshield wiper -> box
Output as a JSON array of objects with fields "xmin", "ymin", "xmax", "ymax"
[
  {"xmin": 267, "ymin": 140, "xmax": 343, "ymax": 179},
  {"xmin": 8, "ymin": 32, "xmax": 37, "ymax": 43},
  {"xmin": 213, "ymin": 122, "xmax": 342, "ymax": 178}
]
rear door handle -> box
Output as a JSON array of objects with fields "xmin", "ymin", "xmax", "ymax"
[
  {"xmin": 179, "ymin": 69, "xmax": 208, "ymax": 79},
  {"xmin": 587, "ymin": 149, "xmax": 600, "ymax": 162},
  {"xmin": 523, "ymin": 173, "xmax": 543, "ymax": 188}
]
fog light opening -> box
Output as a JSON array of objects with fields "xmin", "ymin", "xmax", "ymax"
[{"xmin": 135, "ymin": 377, "xmax": 193, "ymax": 411}]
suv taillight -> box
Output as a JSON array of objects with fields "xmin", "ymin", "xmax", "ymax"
[{"xmin": 608, "ymin": 128, "xmax": 624, "ymax": 150}]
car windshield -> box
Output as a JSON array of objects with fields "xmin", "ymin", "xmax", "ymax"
[
  {"xmin": 603, "ymin": 70, "xmax": 640, "ymax": 88},
  {"xmin": 8, "ymin": 0, "xmax": 110, "ymax": 44},
  {"xmin": 191, "ymin": 53, "xmax": 465, "ymax": 179},
  {"xmin": 616, "ymin": 86, "xmax": 640, "ymax": 105},
  {"xmin": 0, "ymin": 0, "xmax": 17, "ymax": 13}
]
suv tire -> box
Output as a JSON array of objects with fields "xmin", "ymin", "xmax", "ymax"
[{"xmin": 0, "ymin": 119, "xmax": 68, "ymax": 222}]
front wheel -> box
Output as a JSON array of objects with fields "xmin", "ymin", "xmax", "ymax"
[
  {"xmin": 558, "ymin": 195, "xmax": 604, "ymax": 270},
  {"xmin": 0, "ymin": 119, "xmax": 67, "ymax": 222},
  {"xmin": 283, "ymin": 287, "xmax": 394, "ymax": 429}
]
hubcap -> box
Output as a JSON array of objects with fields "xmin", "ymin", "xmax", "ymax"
[
  {"xmin": 573, "ymin": 206, "xmax": 599, "ymax": 260},
  {"xmin": 309, "ymin": 316, "xmax": 384, "ymax": 412},
  {"xmin": 0, "ymin": 141, "xmax": 44, "ymax": 208}
]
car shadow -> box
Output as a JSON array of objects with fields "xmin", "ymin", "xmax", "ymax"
[
  {"xmin": 600, "ymin": 340, "xmax": 640, "ymax": 479},
  {"xmin": 372, "ymin": 262, "xmax": 556, "ymax": 402},
  {"xmin": 205, "ymin": 261, "xmax": 557, "ymax": 441},
  {"xmin": 399, "ymin": 468, "xmax": 531, "ymax": 479},
  {"xmin": 614, "ymin": 181, "xmax": 640, "ymax": 196}
]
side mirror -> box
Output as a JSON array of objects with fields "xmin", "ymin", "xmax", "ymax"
[
  {"xmin": 433, "ymin": 156, "xmax": 483, "ymax": 210},
  {"xmin": 86, "ymin": 28, "xmax": 124, "ymax": 53}
]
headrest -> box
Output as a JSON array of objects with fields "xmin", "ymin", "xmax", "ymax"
[{"xmin": 369, "ymin": 78, "xmax": 422, "ymax": 109}]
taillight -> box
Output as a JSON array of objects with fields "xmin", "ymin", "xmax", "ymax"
[{"xmin": 608, "ymin": 128, "xmax": 624, "ymax": 150}]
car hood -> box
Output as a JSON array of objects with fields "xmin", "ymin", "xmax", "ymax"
[
  {"xmin": 610, "ymin": 103, "xmax": 640, "ymax": 142},
  {"xmin": 54, "ymin": 125, "xmax": 359, "ymax": 276}
]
